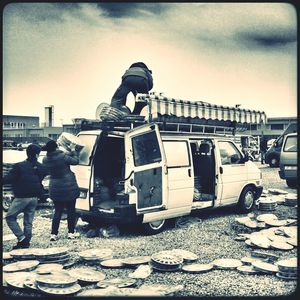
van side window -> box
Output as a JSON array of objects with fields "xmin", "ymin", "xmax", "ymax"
[
  {"xmin": 283, "ymin": 136, "xmax": 297, "ymax": 152},
  {"xmin": 218, "ymin": 141, "xmax": 242, "ymax": 165},
  {"xmin": 163, "ymin": 141, "xmax": 190, "ymax": 167},
  {"xmin": 132, "ymin": 131, "xmax": 162, "ymax": 167},
  {"xmin": 77, "ymin": 134, "xmax": 98, "ymax": 166}
]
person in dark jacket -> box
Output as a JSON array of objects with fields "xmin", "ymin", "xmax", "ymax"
[
  {"xmin": 260, "ymin": 137, "xmax": 268, "ymax": 164},
  {"xmin": 110, "ymin": 62, "xmax": 153, "ymax": 115},
  {"xmin": 42, "ymin": 140, "xmax": 80, "ymax": 241},
  {"xmin": 3, "ymin": 144, "xmax": 48, "ymax": 249}
]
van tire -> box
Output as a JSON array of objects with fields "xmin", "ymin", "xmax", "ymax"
[
  {"xmin": 237, "ymin": 186, "xmax": 255, "ymax": 213},
  {"xmin": 269, "ymin": 156, "xmax": 279, "ymax": 168},
  {"xmin": 143, "ymin": 219, "xmax": 167, "ymax": 235},
  {"xmin": 286, "ymin": 179, "xmax": 297, "ymax": 189}
]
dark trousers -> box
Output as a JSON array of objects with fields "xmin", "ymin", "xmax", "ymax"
[
  {"xmin": 111, "ymin": 76, "xmax": 150, "ymax": 113},
  {"xmin": 51, "ymin": 200, "xmax": 76, "ymax": 235}
]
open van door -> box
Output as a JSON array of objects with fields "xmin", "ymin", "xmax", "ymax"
[{"xmin": 125, "ymin": 123, "xmax": 168, "ymax": 214}]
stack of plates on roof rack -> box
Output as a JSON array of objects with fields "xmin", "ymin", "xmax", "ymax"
[
  {"xmin": 150, "ymin": 251, "xmax": 183, "ymax": 272},
  {"xmin": 258, "ymin": 198, "xmax": 277, "ymax": 211},
  {"xmin": 78, "ymin": 248, "xmax": 113, "ymax": 263},
  {"xmin": 35, "ymin": 271, "xmax": 81, "ymax": 295},
  {"xmin": 276, "ymin": 258, "xmax": 297, "ymax": 280}
]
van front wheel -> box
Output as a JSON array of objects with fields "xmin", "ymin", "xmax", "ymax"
[
  {"xmin": 238, "ymin": 186, "xmax": 255, "ymax": 213},
  {"xmin": 143, "ymin": 219, "xmax": 167, "ymax": 235}
]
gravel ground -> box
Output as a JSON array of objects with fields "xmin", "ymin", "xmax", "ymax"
[{"xmin": 3, "ymin": 162, "xmax": 298, "ymax": 297}]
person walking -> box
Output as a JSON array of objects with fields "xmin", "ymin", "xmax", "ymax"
[
  {"xmin": 259, "ymin": 137, "xmax": 268, "ymax": 164},
  {"xmin": 3, "ymin": 144, "xmax": 48, "ymax": 249},
  {"xmin": 110, "ymin": 62, "xmax": 153, "ymax": 115},
  {"xmin": 42, "ymin": 140, "xmax": 80, "ymax": 241}
]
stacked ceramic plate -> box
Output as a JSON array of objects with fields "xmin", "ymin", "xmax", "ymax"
[
  {"xmin": 3, "ymin": 252, "xmax": 13, "ymax": 265},
  {"xmin": 4, "ymin": 271, "xmax": 37, "ymax": 289},
  {"xmin": 252, "ymin": 261, "xmax": 279, "ymax": 275},
  {"xmin": 250, "ymin": 250, "xmax": 279, "ymax": 263},
  {"xmin": 284, "ymin": 194, "xmax": 298, "ymax": 207},
  {"xmin": 57, "ymin": 132, "xmax": 85, "ymax": 153},
  {"xmin": 150, "ymin": 251, "xmax": 183, "ymax": 272},
  {"xmin": 68, "ymin": 267, "xmax": 106, "ymax": 283},
  {"xmin": 182, "ymin": 263, "xmax": 213, "ymax": 273},
  {"xmin": 100, "ymin": 258, "xmax": 125, "ymax": 268},
  {"xmin": 276, "ymin": 258, "xmax": 297, "ymax": 280},
  {"xmin": 9, "ymin": 248, "xmax": 41, "ymax": 260},
  {"xmin": 161, "ymin": 249, "xmax": 198, "ymax": 263},
  {"xmin": 35, "ymin": 263, "xmax": 64, "ymax": 275},
  {"xmin": 35, "ymin": 271, "xmax": 81, "ymax": 295},
  {"xmin": 78, "ymin": 248, "xmax": 113, "ymax": 263},
  {"xmin": 34, "ymin": 247, "xmax": 71, "ymax": 264},
  {"xmin": 122, "ymin": 256, "xmax": 151, "ymax": 267},
  {"xmin": 97, "ymin": 277, "xmax": 136, "ymax": 289},
  {"xmin": 258, "ymin": 198, "xmax": 277, "ymax": 211},
  {"xmin": 3, "ymin": 260, "xmax": 40, "ymax": 273},
  {"xmin": 212, "ymin": 258, "xmax": 242, "ymax": 270},
  {"xmin": 268, "ymin": 188, "xmax": 288, "ymax": 195}
]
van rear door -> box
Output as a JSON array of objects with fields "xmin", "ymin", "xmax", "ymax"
[
  {"xmin": 125, "ymin": 124, "xmax": 168, "ymax": 214},
  {"xmin": 72, "ymin": 133, "xmax": 100, "ymax": 211}
]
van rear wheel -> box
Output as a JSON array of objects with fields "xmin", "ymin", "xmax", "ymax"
[
  {"xmin": 143, "ymin": 219, "xmax": 167, "ymax": 235},
  {"xmin": 269, "ymin": 156, "xmax": 279, "ymax": 167},
  {"xmin": 237, "ymin": 186, "xmax": 255, "ymax": 213}
]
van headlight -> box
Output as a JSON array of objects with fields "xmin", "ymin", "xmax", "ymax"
[{"xmin": 285, "ymin": 166, "xmax": 297, "ymax": 170}]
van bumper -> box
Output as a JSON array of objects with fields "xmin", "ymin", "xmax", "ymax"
[
  {"xmin": 254, "ymin": 186, "xmax": 263, "ymax": 200},
  {"xmin": 279, "ymin": 168, "xmax": 297, "ymax": 180},
  {"xmin": 76, "ymin": 204, "xmax": 140, "ymax": 224}
]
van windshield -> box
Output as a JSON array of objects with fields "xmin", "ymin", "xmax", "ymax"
[
  {"xmin": 77, "ymin": 134, "xmax": 98, "ymax": 165},
  {"xmin": 283, "ymin": 136, "xmax": 297, "ymax": 152}
]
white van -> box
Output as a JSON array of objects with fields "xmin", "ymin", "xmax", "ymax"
[{"xmin": 72, "ymin": 122, "xmax": 263, "ymax": 234}]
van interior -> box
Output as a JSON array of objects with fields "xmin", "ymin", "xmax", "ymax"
[
  {"xmin": 190, "ymin": 140, "xmax": 216, "ymax": 201},
  {"xmin": 92, "ymin": 133, "xmax": 125, "ymax": 209}
]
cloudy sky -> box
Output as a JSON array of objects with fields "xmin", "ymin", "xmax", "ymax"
[{"xmin": 3, "ymin": 2, "xmax": 297, "ymax": 126}]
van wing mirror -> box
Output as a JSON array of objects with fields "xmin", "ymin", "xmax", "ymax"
[{"xmin": 241, "ymin": 152, "xmax": 249, "ymax": 163}]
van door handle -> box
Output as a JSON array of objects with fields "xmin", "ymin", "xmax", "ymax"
[
  {"xmin": 188, "ymin": 169, "xmax": 191, "ymax": 177},
  {"xmin": 219, "ymin": 166, "xmax": 223, "ymax": 174},
  {"xmin": 130, "ymin": 179, "xmax": 134, "ymax": 186}
]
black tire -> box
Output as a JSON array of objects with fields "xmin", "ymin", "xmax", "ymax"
[
  {"xmin": 143, "ymin": 219, "xmax": 168, "ymax": 235},
  {"xmin": 269, "ymin": 156, "xmax": 279, "ymax": 168},
  {"xmin": 237, "ymin": 186, "xmax": 255, "ymax": 213},
  {"xmin": 286, "ymin": 179, "xmax": 297, "ymax": 189}
]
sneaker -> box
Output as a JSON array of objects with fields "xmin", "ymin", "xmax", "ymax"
[
  {"xmin": 12, "ymin": 238, "xmax": 30, "ymax": 250},
  {"xmin": 67, "ymin": 232, "xmax": 80, "ymax": 239},
  {"xmin": 50, "ymin": 234, "xmax": 58, "ymax": 241}
]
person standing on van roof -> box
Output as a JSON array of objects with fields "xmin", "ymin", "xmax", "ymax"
[
  {"xmin": 3, "ymin": 144, "xmax": 48, "ymax": 250},
  {"xmin": 42, "ymin": 140, "xmax": 80, "ymax": 241},
  {"xmin": 259, "ymin": 137, "xmax": 268, "ymax": 164},
  {"xmin": 110, "ymin": 62, "xmax": 153, "ymax": 115}
]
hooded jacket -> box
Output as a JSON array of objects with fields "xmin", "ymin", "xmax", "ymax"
[
  {"xmin": 3, "ymin": 158, "xmax": 48, "ymax": 198},
  {"xmin": 42, "ymin": 150, "xmax": 80, "ymax": 202}
]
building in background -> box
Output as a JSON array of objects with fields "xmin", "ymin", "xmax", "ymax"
[{"xmin": 43, "ymin": 105, "xmax": 54, "ymax": 127}]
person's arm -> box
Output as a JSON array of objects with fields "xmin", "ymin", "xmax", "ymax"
[
  {"xmin": 64, "ymin": 151, "xmax": 79, "ymax": 165},
  {"xmin": 3, "ymin": 163, "xmax": 20, "ymax": 184}
]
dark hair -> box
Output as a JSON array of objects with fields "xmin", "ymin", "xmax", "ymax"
[
  {"xmin": 44, "ymin": 140, "xmax": 58, "ymax": 153},
  {"xmin": 130, "ymin": 62, "xmax": 150, "ymax": 70},
  {"xmin": 26, "ymin": 144, "xmax": 41, "ymax": 158}
]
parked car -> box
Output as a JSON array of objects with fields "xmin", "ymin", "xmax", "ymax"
[
  {"xmin": 278, "ymin": 133, "xmax": 297, "ymax": 188},
  {"xmin": 72, "ymin": 123, "xmax": 263, "ymax": 235}
]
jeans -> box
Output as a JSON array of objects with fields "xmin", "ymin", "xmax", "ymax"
[
  {"xmin": 51, "ymin": 200, "xmax": 76, "ymax": 235},
  {"xmin": 6, "ymin": 197, "xmax": 38, "ymax": 242}
]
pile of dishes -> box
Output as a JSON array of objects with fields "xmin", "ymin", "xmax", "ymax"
[
  {"xmin": 34, "ymin": 247, "xmax": 71, "ymax": 265},
  {"xmin": 251, "ymin": 261, "xmax": 279, "ymax": 275},
  {"xmin": 212, "ymin": 258, "xmax": 242, "ymax": 270},
  {"xmin": 258, "ymin": 198, "xmax": 277, "ymax": 211},
  {"xmin": 35, "ymin": 271, "xmax": 81, "ymax": 295},
  {"xmin": 3, "ymin": 260, "xmax": 40, "ymax": 273},
  {"xmin": 78, "ymin": 248, "xmax": 113, "ymax": 263},
  {"xmin": 276, "ymin": 258, "xmax": 297, "ymax": 280},
  {"xmin": 284, "ymin": 194, "xmax": 298, "ymax": 207},
  {"xmin": 57, "ymin": 132, "xmax": 85, "ymax": 153},
  {"xmin": 121, "ymin": 256, "xmax": 151, "ymax": 267},
  {"xmin": 150, "ymin": 251, "xmax": 183, "ymax": 272},
  {"xmin": 68, "ymin": 267, "xmax": 106, "ymax": 284}
]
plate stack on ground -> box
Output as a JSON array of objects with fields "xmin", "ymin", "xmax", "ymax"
[
  {"xmin": 252, "ymin": 261, "xmax": 279, "ymax": 275},
  {"xmin": 35, "ymin": 263, "xmax": 64, "ymax": 275},
  {"xmin": 96, "ymin": 277, "xmax": 136, "ymax": 289},
  {"xmin": 250, "ymin": 251, "xmax": 279, "ymax": 263},
  {"xmin": 35, "ymin": 271, "xmax": 81, "ymax": 295},
  {"xmin": 150, "ymin": 251, "xmax": 183, "ymax": 272},
  {"xmin": 34, "ymin": 247, "xmax": 71, "ymax": 265},
  {"xmin": 100, "ymin": 258, "xmax": 125, "ymax": 268},
  {"xmin": 4, "ymin": 271, "xmax": 37, "ymax": 289},
  {"xmin": 121, "ymin": 256, "xmax": 151, "ymax": 267},
  {"xmin": 284, "ymin": 194, "xmax": 298, "ymax": 207},
  {"xmin": 276, "ymin": 258, "xmax": 297, "ymax": 280},
  {"xmin": 212, "ymin": 258, "xmax": 242, "ymax": 270},
  {"xmin": 3, "ymin": 252, "xmax": 13, "ymax": 265},
  {"xmin": 167, "ymin": 249, "xmax": 198, "ymax": 263},
  {"xmin": 68, "ymin": 267, "xmax": 106, "ymax": 284},
  {"xmin": 182, "ymin": 263, "xmax": 213, "ymax": 273},
  {"xmin": 78, "ymin": 248, "xmax": 113, "ymax": 264},
  {"xmin": 9, "ymin": 248, "xmax": 41, "ymax": 260},
  {"xmin": 3, "ymin": 260, "xmax": 40, "ymax": 273},
  {"xmin": 258, "ymin": 198, "xmax": 277, "ymax": 211}
]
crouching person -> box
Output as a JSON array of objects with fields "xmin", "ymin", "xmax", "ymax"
[
  {"xmin": 42, "ymin": 140, "xmax": 80, "ymax": 241},
  {"xmin": 3, "ymin": 144, "xmax": 48, "ymax": 250}
]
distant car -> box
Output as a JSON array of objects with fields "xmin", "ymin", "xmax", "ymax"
[
  {"xmin": 2, "ymin": 149, "xmax": 50, "ymax": 211},
  {"xmin": 278, "ymin": 133, "xmax": 297, "ymax": 188}
]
